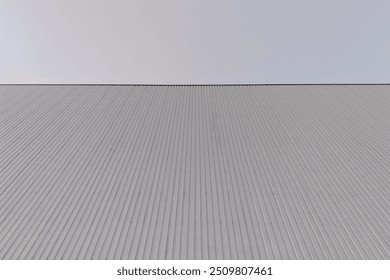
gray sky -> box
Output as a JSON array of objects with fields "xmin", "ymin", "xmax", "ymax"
[{"xmin": 1, "ymin": 0, "xmax": 390, "ymax": 84}]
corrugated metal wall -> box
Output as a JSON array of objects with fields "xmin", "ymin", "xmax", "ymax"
[{"xmin": 0, "ymin": 85, "xmax": 389, "ymax": 259}]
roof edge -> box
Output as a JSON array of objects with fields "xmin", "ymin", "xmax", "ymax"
[{"xmin": 0, "ymin": 83, "xmax": 390, "ymax": 87}]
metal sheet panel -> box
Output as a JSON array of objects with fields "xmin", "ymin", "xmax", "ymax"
[{"xmin": 0, "ymin": 85, "xmax": 389, "ymax": 259}]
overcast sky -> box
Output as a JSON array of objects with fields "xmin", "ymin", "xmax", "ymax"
[{"xmin": 1, "ymin": 0, "xmax": 390, "ymax": 84}]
